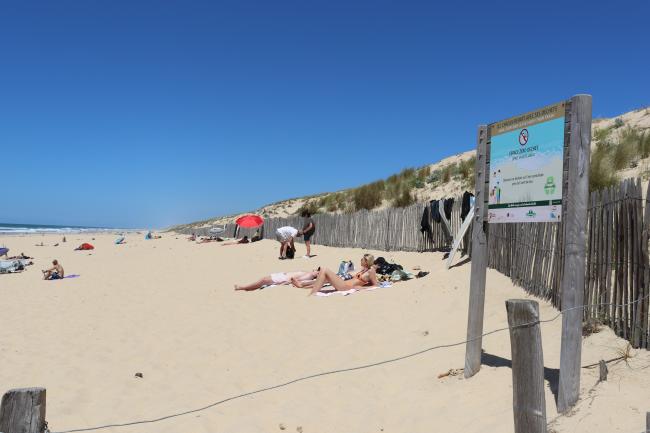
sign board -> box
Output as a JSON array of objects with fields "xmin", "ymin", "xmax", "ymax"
[{"xmin": 487, "ymin": 102, "xmax": 565, "ymax": 223}]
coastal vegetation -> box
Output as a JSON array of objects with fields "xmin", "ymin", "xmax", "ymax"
[
  {"xmin": 590, "ymin": 121, "xmax": 650, "ymax": 190},
  {"xmin": 171, "ymin": 108, "xmax": 649, "ymax": 231}
]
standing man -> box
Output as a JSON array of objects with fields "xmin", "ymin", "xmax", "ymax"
[
  {"xmin": 298, "ymin": 210, "xmax": 316, "ymax": 258},
  {"xmin": 275, "ymin": 226, "xmax": 298, "ymax": 260}
]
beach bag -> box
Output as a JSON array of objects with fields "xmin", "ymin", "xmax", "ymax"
[
  {"xmin": 374, "ymin": 257, "xmax": 403, "ymax": 275},
  {"xmin": 337, "ymin": 260, "xmax": 354, "ymax": 275}
]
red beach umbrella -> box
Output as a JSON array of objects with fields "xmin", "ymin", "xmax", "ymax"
[{"xmin": 235, "ymin": 214, "xmax": 264, "ymax": 228}]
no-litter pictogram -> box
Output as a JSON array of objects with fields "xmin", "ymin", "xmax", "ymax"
[{"xmin": 519, "ymin": 129, "xmax": 529, "ymax": 146}]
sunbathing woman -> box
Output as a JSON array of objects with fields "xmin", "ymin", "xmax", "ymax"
[
  {"xmin": 235, "ymin": 270, "xmax": 319, "ymax": 291},
  {"xmin": 221, "ymin": 236, "xmax": 250, "ymax": 246},
  {"xmin": 292, "ymin": 254, "xmax": 378, "ymax": 296}
]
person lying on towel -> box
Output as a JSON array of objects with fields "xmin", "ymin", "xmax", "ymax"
[
  {"xmin": 292, "ymin": 254, "xmax": 379, "ymax": 296},
  {"xmin": 234, "ymin": 270, "xmax": 318, "ymax": 291},
  {"xmin": 221, "ymin": 236, "xmax": 250, "ymax": 246},
  {"xmin": 42, "ymin": 260, "xmax": 65, "ymax": 280}
]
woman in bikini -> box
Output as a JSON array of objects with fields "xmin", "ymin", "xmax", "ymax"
[{"xmin": 292, "ymin": 254, "xmax": 378, "ymax": 296}]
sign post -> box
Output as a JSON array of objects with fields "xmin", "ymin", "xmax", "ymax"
[
  {"xmin": 557, "ymin": 94, "xmax": 592, "ymax": 412},
  {"xmin": 464, "ymin": 125, "xmax": 489, "ymax": 378},
  {"xmin": 464, "ymin": 95, "xmax": 591, "ymax": 414}
]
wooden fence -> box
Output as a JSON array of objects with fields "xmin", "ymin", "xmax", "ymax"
[
  {"xmin": 261, "ymin": 199, "xmax": 468, "ymax": 253},
  {"xmin": 488, "ymin": 177, "xmax": 650, "ymax": 349},
  {"xmin": 174, "ymin": 178, "xmax": 650, "ymax": 349}
]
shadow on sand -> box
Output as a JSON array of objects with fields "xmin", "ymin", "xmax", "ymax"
[{"xmin": 481, "ymin": 351, "xmax": 560, "ymax": 403}]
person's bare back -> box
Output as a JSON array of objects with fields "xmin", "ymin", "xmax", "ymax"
[{"xmin": 43, "ymin": 259, "xmax": 64, "ymax": 280}]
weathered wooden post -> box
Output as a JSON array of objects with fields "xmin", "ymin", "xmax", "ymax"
[
  {"xmin": 506, "ymin": 299, "xmax": 547, "ymax": 433},
  {"xmin": 0, "ymin": 388, "xmax": 46, "ymax": 433},
  {"xmin": 598, "ymin": 359, "xmax": 608, "ymax": 382},
  {"xmin": 464, "ymin": 125, "xmax": 489, "ymax": 378},
  {"xmin": 557, "ymin": 94, "xmax": 592, "ymax": 413},
  {"xmin": 646, "ymin": 411, "xmax": 649, "ymax": 433}
]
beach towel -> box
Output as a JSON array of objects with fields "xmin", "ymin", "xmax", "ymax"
[
  {"xmin": 47, "ymin": 274, "xmax": 80, "ymax": 280},
  {"xmin": 315, "ymin": 282, "xmax": 392, "ymax": 297},
  {"xmin": 0, "ymin": 260, "xmax": 22, "ymax": 273}
]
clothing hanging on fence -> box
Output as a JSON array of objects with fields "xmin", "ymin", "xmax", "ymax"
[
  {"xmin": 430, "ymin": 200, "xmax": 441, "ymax": 223},
  {"xmin": 420, "ymin": 204, "xmax": 431, "ymax": 233},
  {"xmin": 443, "ymin": 198, "xmax": 454, "ymax": 220},
  {"xmin": 461, "ymin": 191, "xmax": 474, "ymax": 221},
  {"xmin": 438, "ymin": 199, "xmax": 453, "ymax": 244}
]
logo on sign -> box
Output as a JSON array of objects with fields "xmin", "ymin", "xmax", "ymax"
[{"xmin": 519, "ymin": 129, "xmax": 529, "ymax": 146}]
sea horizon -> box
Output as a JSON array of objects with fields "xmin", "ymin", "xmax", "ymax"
[{"xmin": 0, "ymin": 222, "xmax": 143, "ymax": 235}]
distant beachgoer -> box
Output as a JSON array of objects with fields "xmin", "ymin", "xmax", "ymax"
[
  {"xmin": 0, "ymin": 247, "xmax": 8, "ymax": 258},
  {"xmin": 275, "ymin": 226, "xmax": 298, "ymax": 259},
  {"xmin": 235, "ymin": 270, "xmax": 319, "ymax": 291},
  {"xmin": 9, "ymin": 252, "xmax": 31, "ymax": 260},
  {"xmin": 62, "ymin": 236, "xmax": 67, "ymax": 243},
  {"xmin": 221, "ymin": 236, "xmax": 250, "ymax": 246},
  {"xmin": 197, "ymin": 236, "xmax": 224, "ymax": 243},
  {"xmin": 292, "ymin": 254, "xmax": 378, "ymax": 295},
  {"xmin": 145, "ymin": 231, "xmax": 161, "ymax": 240},
  {"xmin": 188, "ymin": 233, "xmax": 196, "ymax": 241},
  {"xmin": 42, "ymin": 259, "xmax": 65, "ymax": 280},
  {"xmin": 298, "ymin": 210, "xmax": 316, "ymax": 258}
]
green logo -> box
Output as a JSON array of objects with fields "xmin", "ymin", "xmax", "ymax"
[
  {"xmin": 544, "ymin": 176, "xmax": 556, "ymax": 195},
  {"xmin": 526, "ymin": 210, "xmax": 537, "ymax": 218}
]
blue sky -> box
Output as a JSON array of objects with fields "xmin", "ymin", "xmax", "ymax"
[{"xmin": 1, "ymin": 0, "xmax": 648, "ymax": 228}]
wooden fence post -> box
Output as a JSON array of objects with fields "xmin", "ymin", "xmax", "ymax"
[
  {"xmin": 506, "ymin": 300, "xmax": 547, "ymax": 433},
  {"xmin": 558, "ymin": 94, "xmax": 592, "ymax": 413},
  {"xmin": 0, "ymin": 388, "xmax": 46, "ymax": 433},
  {"xmin": 646, "ymin": 412, "xmax": 649, "ymax": 433},
  {"xmin": 464, "ymin": 125, "xmax": 489, "ymax": 378}
]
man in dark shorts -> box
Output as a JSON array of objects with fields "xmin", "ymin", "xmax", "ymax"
[
  {"xmin": 43, "ymin": 259, "xmax": 65, "ymax": 280},
  {"xmin": 298, "ymin": 210, "xmax": 316, "ymax": 258}
]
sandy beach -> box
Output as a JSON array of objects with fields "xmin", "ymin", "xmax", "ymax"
[{"xmin": 1, "ymin": 233, "xmax": 649, "ymax": 433}]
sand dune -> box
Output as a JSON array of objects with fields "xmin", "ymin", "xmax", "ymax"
[{"xmin": 1, "ymin": 233, "xmax": 649, "ymax": 433}]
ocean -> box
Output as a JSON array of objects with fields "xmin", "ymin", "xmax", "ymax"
[{"xmin": 0, "ymin": 223, "xmax": 133, "ymax": 235}]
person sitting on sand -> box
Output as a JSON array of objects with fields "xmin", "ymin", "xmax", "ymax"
[
  {"xmin": 221, "ymin": 236, "xmax": 250, "ymax": 246},
  {"xmin": 235, "ymin": 270, "xmax": 319, "ymax": 291},
  {"xmin": 42, "ymin": 259, "xmax": 65, "ymax": 280},
  {"xmin": 291, "ymin": 254, "xmax": 378, "ymax": 295},
  {"xmin": 275, "ymin": 226, "xmax": 298, "ymax": 259},
  {"xmin": 188, "ymin": 233, "xmax": 196, "ymax": 241},
  {"xmin": 145, "ymin": 231, "xmax": 162, "ymax": 240}
]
